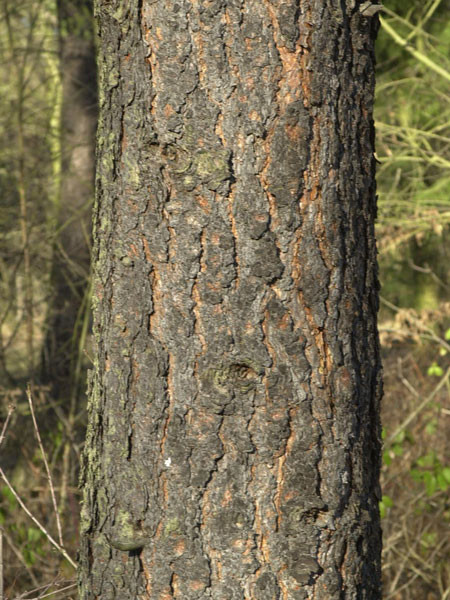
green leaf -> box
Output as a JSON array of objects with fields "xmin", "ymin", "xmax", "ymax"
[
  {"xmin": 381, "ymin": 494, "xmax": 394, "ymax": 508},
  {"xmin": 379, "ymin": 495, "xmax": 394, "ymax": 519},
  {"xmin": 27, "ymin": 527, "xmax": 42, "ymax": 543},
  {"xmin": 442, "ymin": 467, "xmax": 450, "ymax": 483},
  {"xmin": 1, "ymin": 486, "xmax": 17, "ymax": 509},
  {"xmin": 383, "ymin": 450, "xmax": 392, "ymax": 466},
  {"xmin": 427, "ymin": 362, "xmax": 444, "ymax": 377},
  {"xmin": 23, "ymin": 546, "xmax": 36, "ymax": 567},
  {"xmin": 381, "ymin": 427, "xmax": 387, "ymax": 441},
  {"xmin": 424, "ymin": 472, "xmax": 437, "ymax": 496},
  {"xmin": 394, "ymin": 430, "xmax": 406, "ymax": 444},
  {"xmin": 393, "ymin": 444, "xmax": 404, "ymax": 456},
  {"xmin": 444, "ymin": 328, "xmax": 450, "ymax": 341},
  {"xmin": 437, "ymin": 473, "xmax": 449, "ymax": 492}
]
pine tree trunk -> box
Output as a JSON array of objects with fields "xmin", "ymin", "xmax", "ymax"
[{"xmin": 79, "ymin": 1, "xmax": 382, "ymax": 598}]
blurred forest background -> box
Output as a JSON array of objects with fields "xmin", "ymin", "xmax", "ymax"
[{"xmin": 0, "ymin": 0, "xmax": 448, "ymax": 598}]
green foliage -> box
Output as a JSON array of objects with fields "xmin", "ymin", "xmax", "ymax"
[
  {"xmin": 382, "ymin": 326, "xmax": 450, "ymax": 505},
  {"xmin": 13, "ymin": 524, "xmax": 45, "ymax": 566},
  {"xmin": 379, "ymin": 494, "xmax": 394, "ymax": 519},
  {"xmin": 0, "ymin": 486, "xmax": 17, "ymax": 526},
  {"xmin": 1, "ymin": 484, "xmax": 18, "ymax": 509},
  {"xmin": 410, "ymin": 451, "xmax": 450, "ymax": 496},
  {"xmin": 427, "ymin": 361, "xmax": 444, "ymax": 377},
  {"xmin": 382, "ymin": 428, "xmax": 414, "ymax": 466},
  {"xmin": 1, "ymin": 485, "xmax": 46, "ymax": 566},
  {"xmin": 22, "ymin": 526, "xmax": 45, "ymax": 566},
  {"xmin": 376, "ymin": 0, "xmax": 450, "ymax": 311}
]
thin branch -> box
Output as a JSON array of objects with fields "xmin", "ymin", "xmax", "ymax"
[
  {"xmin": 386, "ymin": 367, "xmax": 450, "ymax": 445},
  {"xmin": 405, "ymin": 0, "xmax": 444, "ymax": 43},
  {"xmin": 380, "ymin": 15, "xmax": 450, "ymax": 83},
  {"xmin": 14, "ymin": 577, "xmax": 53, "ymax": 600},
  {"xmin": 0, "ymin": 403, "xmax": 15, "ymax": 447},
  {"xmin": 1, "ymin": 526, "xmax": 40, "ymax": 588},
  {"xmin": 380, "ymin": 296, "xmax": 450, "ymax": 353},
  {"xmin": 26, "ymin": 386, "xmax": 64, "ymax": 547},
  {"xmin": 0, "ymin": 469, "xmax": 76, "ymax": 569},
  {"xmin": 15, "ymin": 580, "xmax": 76, "ymax": 600}
]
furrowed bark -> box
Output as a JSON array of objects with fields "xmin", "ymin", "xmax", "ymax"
[{"xmin": 79, "ymin": 1, "xmax": 382, "ymax": 598}]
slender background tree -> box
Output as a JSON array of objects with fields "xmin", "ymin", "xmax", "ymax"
[{"xmin": 42, "ymin": 0, "xmax": 97, "ymax": 407}]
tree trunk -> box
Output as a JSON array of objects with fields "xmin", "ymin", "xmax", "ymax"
[
  {"xmin": 42, "ymin": 0, "xmax": 97, "ymax": 400},
  {"xmin": 79, "ymin": 1, "xmax": 382, "ymax": 598}
]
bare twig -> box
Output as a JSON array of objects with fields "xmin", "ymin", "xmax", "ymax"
[
  {"xmin": 16, "ymin": 579, "xmax": 52, "ymax": 600},
  {"xmin": 1, "ymin": 526, "xmax": 39, "ymax": 588},
  {"xmin": 0, "ymin": 469, "xmax": 76, "ymax": 569},
  {"xmin": 379, "ymin": 14, "xmax": 450, "ymax": 83},
  {"xmin": 26, "ymin": 386, "xmax": 64, "ymax": 547},
  {"xmin": 0, "ymin": 403, "xmax": 16, "ymax": 448},
  {"xmin": 386, "ymin": 367, "xmax": 450, "ymax": 445},
  {"xmin": 15, "ymin": 580, "xmax": 76, "ymax": 600},
  {"xmin": 380, "ymin": 296, "xmax": 450, "ymax": 353}
]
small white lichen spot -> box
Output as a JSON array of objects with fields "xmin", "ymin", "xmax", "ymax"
[{"xmin": 164, "ymin": 457, "xmax": 172, "ymax": 468}]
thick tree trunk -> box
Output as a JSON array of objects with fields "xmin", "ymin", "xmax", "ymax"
[
  {"xmin": 42, "ymin": 0, "xmax": 97, "ymax": 399},
  {"xmin": 79, "ymin": 1, "xmax": 382, "ymax": 598}
]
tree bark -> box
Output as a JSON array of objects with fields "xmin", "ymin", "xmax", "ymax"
[{"xmin": 79, "ymin": 1, "xmax": 382, "ymax": 598}]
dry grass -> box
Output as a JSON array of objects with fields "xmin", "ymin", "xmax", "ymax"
[
  {"xmin": 0, "ymin": 386, "xmax": 79, "ymax": 599},
  {"xmin": 380, "ymin": 303, "xmax": 450, "ymax": 599}
]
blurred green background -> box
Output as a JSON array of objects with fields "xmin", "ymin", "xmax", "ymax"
[{"xmin": 0, "ymin": 1, "xmax": 449, "ymax": 598}]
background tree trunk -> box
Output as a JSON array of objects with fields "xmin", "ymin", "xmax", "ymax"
[
  {"xmin": 79, "ymin": 1, "xmax": 382, "ymax": 598},
  {"xmin": 41, "ymin": 0, "xmax": 97, "ymax": 402}
]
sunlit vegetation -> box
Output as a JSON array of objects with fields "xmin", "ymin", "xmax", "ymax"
[{"xmin": 375, "ymin": 2, "xmax": 450, "ymax": 597}]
